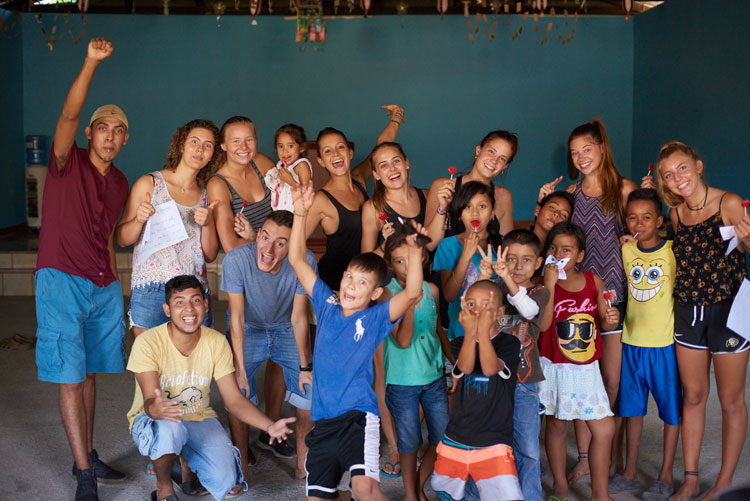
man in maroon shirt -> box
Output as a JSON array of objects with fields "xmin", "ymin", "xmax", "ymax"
[{"xmin": 35, "ymin": 38, "xmax": 130, "ymax": 501}]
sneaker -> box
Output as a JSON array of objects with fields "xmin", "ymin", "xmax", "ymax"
[
  {"xmin": 75, "ymin": 468, "xmax": 98, "ymax": 501},
  {"xmin": 72, "ymin": 449, "xmax": 127, "ymax": 483},
  {"xmin": 257, "ymin": 431, "xmax": 296, "ymax": 458}
]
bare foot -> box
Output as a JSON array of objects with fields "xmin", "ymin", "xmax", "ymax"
[
  {"xmin": 669, "ymin": 479, "xmax": 700, "ymax": 501},
  {"xmin": 229, "ymin": 481, "xmax": 248, "ymax": 496},
  {"xmin": 699, "ymin": 483, "xmax": 730, "ymax": 501},
  {"xmin": 550, "ymin": 485, "xmax": 569, "ymax": 501},
  {"xmin": 567, "ymin": 457, "xmax": 590, "ymax": 485}
]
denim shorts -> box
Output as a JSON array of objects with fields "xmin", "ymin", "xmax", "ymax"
[
  {"xmin": 129, "ymin": 282, "xmax": 213, "ymax": 330},
  {"xmin": 385, "ymin": 377, "xmax": 449, "ymax": 454},
  {"xmin": 242, "ymin": 324, "xmax": 312, "ymax": 411},
  {"xmin": 131, "ymin": 413, "xmax": 242, "ymax": 500},
  {"xmin": 35, "ymin": 268, "xmax": 126, "ymax": 384}
]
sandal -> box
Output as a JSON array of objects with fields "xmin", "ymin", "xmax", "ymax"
[
  {"xmin": 226, "ymin": 481, "xmax": 248, "ymax": 498},
  {"xmin": 381, "ymin": 444, "xmax": 401, "ymax": 478},
  {"xmin": 149, "ymin": 491, "xmax": 179, "ymax": 501},
  {"xmin": 170, "ymin": 463, "xmax": 208, "ymax": 497},
  {"xmin": 0, "ymin": 334, "xmax": 35, "ymax": 351},
  {"xmin": 548, "ymin": 497, "xmax": 568, "ymax": 501},
  {"xmin": 145, "ymin": 463, "xmax": 156, "ymax": 479}
]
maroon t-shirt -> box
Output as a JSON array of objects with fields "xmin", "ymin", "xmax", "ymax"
[{"xmin": 35, "ymin": 141, "xmax": 129, "ymax": 287}]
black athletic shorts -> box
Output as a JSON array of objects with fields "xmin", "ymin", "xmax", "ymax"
[
  {"xmin": 305, "ymin": 410, "xmax": 381, "ymax": 499},
  {"xmin": 674, "ymin": 301, "xmax": 749, "ymax": 354}
]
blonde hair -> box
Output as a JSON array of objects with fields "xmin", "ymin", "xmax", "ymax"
[
  {"xmin": 655, "ymin": 141, "xmax": 703, "ymax": 209},
  {"xmin": 567, "ymin": 119, "xmax": 624, "ymax": 222}
]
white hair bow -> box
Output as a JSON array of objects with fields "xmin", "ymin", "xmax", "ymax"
[{"xmin": 543, "ymin": 255, "xmax": 570, "ymax": 279}]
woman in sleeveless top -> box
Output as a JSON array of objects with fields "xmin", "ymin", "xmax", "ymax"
[
  {"xmin": 361, "ymin": 142, "xmax": 446, "ymax": 255},
  {"xmin": 652, "ymin": 142, "xmax": 749, "ymax": 501},
  {"xmin": 116, "ymin": 119, "xmax": 220, "ymax": 338},
  {"xmin": 424, "ymin": 130, "xmax": 518, "ymax": 238},
  {"xmin": 207, "ymin": 116, "xmax": 274, "ymax": 250},
  {"xmin": 537, "ymin": 119, "xmax": 637, "ymax": 483}
]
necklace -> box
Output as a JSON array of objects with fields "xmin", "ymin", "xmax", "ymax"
[{"xmin": 686, "ymin": 185, "xmax": 709, "ymax": 211}]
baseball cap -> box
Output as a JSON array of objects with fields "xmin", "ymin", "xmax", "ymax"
[{"xmin": 89, "ymin": 104, "xmax": 129, "ymax": 130}]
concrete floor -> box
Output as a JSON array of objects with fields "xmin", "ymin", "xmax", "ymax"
[{"xmin": 0, "ymin": 296, "xmax": 748, "ymax": 501}]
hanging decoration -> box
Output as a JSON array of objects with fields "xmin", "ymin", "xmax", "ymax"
[
  {"xmin": 250, "ymin": 0, "xmax": 261, "ymax": 24},
  {"xmin": 534, "ymin": 0, "xmax": 547, "ymax": 11},
  {"xmin": 294, "ymin": 4, "xmax": 325, "ymax": 51},
  {"xmin": 396, "ymin": 2, "xmax": 408, "ymax": 27},
  {"xmin": 77, "ymin": 0, "xmax": 89, "ymax": 13},
  {"xmin": 437, "ymin": 0, "xmax": 448, "ymax": 17},
  {"xmin": 360, "ymin": 0, "xmax": 371, "ymax": 16},
  {"xmin": 163, "ymin": 0, "xmax": 169, "ymax": 15},
  {"xmin": 33, "ymin": 11, "xmax": 87, "ymax": 51},
  {"xmin": 267, "ymin": 0, "xmax": 273, "ymax": 14},
  {"xmin": 623, "ymin": 0, "xmax": 633, "ymax": 19},
  {"xmin": 462, "ymin": 0, "xmax": 469, "ymax": 17},
  {"xmin": 214, "ymin": 1, "xmax": 226, "ymax": 27}
]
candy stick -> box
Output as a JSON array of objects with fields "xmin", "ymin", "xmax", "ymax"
[
  {"xmin": 632, "ymin": 232, "xmax": 639, "ymax": 240},
  {"xmin": 647, "ymin": 163, "xmax": 653, "ymax": 176},
  {"xmin": 448, "ymin": 165, "xmax": 456, "ymax": 180},
  {"xmin": 603, "ymin": 290, "xmax": 615, "ymax": 308},
  {"xmin": 470, "ymin": 220, "xmax": 480, "ymax": 232}
]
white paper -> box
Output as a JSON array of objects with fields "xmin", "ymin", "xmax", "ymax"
[
  {"xmin": 543, "ymin": 255, "xmax": 569, "ymax": 280},
  {"xmin": 137, "ymin": 200, "xmax": 189, "ymax": 264},
  {"xmin": 720, "ymin": 225, "xmax": 739, "ymax": 256},
  {"xmin": 727, "ymin": 278, "xmax": 750, "ymax": 342}
]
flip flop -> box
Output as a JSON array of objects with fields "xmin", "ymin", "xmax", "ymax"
[
  {"xmin": 416, "ymin": 452, "xmax": 424, "ymax": 470},
  {"xmin": 548, "ymin": 497, "xmax": 568, "ymax": 501},
  {"xmin": 170, "ymin": 463, "xmax": 208, "ymax": 497},
  {"xmin": 149, "ymin": 491, "xmax": 179, "ymax": 501},
  {"xmin": 0, "ymin": 334, "xmax": 35, "ymax": 351},
  {"xmin": 145, "ymin": 463, "xmax": 156, "ymax": 479},
  {"xmin": 226, "ymin": 481, "xmax": 248, "ymax": 498},
  {"xmin": 380, "ymin": 461, "xmax": 401, "ymax": 478}
]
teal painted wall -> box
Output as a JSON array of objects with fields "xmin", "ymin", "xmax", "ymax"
[
  {"xmin": 632, "ymin": 0, "xmax": 750, "ymax": 192},
  {"xmin": 19, "ymin": 13, "xmax": 634, "ymax": 224},
  {"xmin": 0, "ymin": 10, "xmax": 26, "ymax": 229}
]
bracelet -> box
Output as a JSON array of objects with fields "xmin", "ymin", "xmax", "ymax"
[
  {"xmin": 300, "ymin": 363, "xmax": 312, "ymax": 372},
  {"xmin": 390, "ymin": 119, "xmax": 401, "ymax": 125},
  {"xmin": 436, "ymin": 207, "xmax": 448, "ymax": 216}
]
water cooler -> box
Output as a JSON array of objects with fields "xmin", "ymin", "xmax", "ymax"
[{"xmin": 25, "ymin": 135, "xmax": 48, "ymax": 229}]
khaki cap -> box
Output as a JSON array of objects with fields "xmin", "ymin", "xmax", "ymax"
[{"xmin": 89, "ymin": 104, "xmax": 128, "ymax": 130}]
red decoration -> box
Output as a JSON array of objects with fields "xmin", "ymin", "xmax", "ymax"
[
  {"xmin": 361, "ymin": 0, "xmax": 371, "ymax": 16},
  {"xmin": 437, "ymin": 0, "xmax": 448, "ymax": 17},
  {"xmin": 250, "ymin": 0, "xmax": 261, "ymax": 24}
]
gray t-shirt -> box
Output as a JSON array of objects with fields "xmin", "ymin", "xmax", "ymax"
[{"xmin": 220, "ymin": 243, "xmax": 317, "ymax": 327}]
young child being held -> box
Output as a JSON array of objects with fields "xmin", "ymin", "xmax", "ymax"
[
  {"xmin": 431, "ymin": 280, "xmax": 523, "ymax": 501},
  {"xmin": 610, "ymin": 188, "xmax": 680, "ymax": 500},
  {"xmin": 538, "ymin": 222, "xmax": 620, "ymax": 501},
  {"xmin": 265, "ymin": 123, "xmax": 313, "ymax": 212},
  {"xmin": 381, "ymin": 228, "xmax": 453, "ymax": 501},
  {"xmin": 289, "ymin": 181, "xmax": 427, "ymax": 501},
  {"xmin": 477, "ymin": 229, "xmax": 550, "ymax": 501}
]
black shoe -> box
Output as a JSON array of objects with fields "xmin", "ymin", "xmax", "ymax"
[
  {"xmin": 257, "ymin": 431, "xmax": 296, "ymax": 458},
  {"xmin": 72, "ymin": 449, "xmax": 127, "ymax": 483},
  {"xmin": 247, "ymin": 445, "xmax": 258, "ymax": 466},
  {"xmin": 75, "ymin": 468, "xmax": 98, "ymax": 501}
]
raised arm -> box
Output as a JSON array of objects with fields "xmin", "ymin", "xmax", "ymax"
[
  {"xmin": 116, "ymin": 175, "xmax": 155, "ymax": 247},
  {"xmin": 351, "ymin": 104, "xmax": 405, "ymax": 184},
  {"xmin": 54, "ymin": 38, "xmax": 114, "ymax": 167},
  {"xmin": 388, "ymin": 223, "xmax": 427, "ymax": 322},
  {"xmin": 290, "ymin": 181, "xmax": 319, "ymax": 296}
]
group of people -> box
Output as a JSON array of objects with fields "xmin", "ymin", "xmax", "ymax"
[{"xmin": 33, "ymin": 38, "xmax": 749, "ymax": 501}]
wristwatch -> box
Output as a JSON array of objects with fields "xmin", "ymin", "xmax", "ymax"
[{"xmin": 300, "ymin": 363, "xmax": 312, "ymax": 372}]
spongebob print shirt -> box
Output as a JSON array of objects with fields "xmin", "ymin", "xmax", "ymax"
[{"xmin": 126, "ymin": 324, "xmax": 235, "ymax": 430}]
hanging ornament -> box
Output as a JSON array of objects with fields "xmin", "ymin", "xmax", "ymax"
[
  {"xmin": 295, "ymin": 11, "xmax": 305, "ymax": 42},
  {"xmin": 396, "ymin": 1, "xmax": 408, "ymax": 26},
  {"xmin": 437, "ymin": 0, "xmax": 449, "ymax": 17},
  {"xmin": 461, "ymin": 0, "xmax": 469, "ymax": 17},
  {"xmin": 268, "ymin": 0, "xmax": 273, "ymax": 14},
  {"xmin": 316, "ymin": 16, "xmax": 325, "ymax": 42},
  {"xmin": 214, "ymin": 1, "xmax": 226, "ymax": 27},
  {"xmin": 534, "ymin": 0, "xmax": 547, "ymax": 11},
  {"xmin": 77, "ymin": 0, "xmax": 89, "ymax": 12},
  {"xmin": 162, "ymin": 0, "xmax": 169, "ymax": 15},
  {"xmin": 361, "ymin": 0, "xmax": 371, "ymax": 16},
  {"xmin": 347, "ymin": 0, "xmax": 355, "ymax": 13},
  {"xmin": 250, "ymin": 0, "xmax": 261, "ymax": 25},
  {"xmin": 623, "ymin": 0, "xmax": 633, "ymax": 19}
]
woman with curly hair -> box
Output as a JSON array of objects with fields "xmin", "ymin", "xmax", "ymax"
[{"xmin": 116, "ymin": 118, "xmax": 220, "ymax": 338}]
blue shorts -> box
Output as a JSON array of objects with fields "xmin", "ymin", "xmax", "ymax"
[
  {"xmin": 35, "ymin": 268, "xmax": 126, "ymax": 384},
  {"xmin": 385, "ymin": 376, "xmax": 450, "ymax": 454},
  {"xmin": 242, "ymin": 324, "xmax": 311, "ymax": 411},
  {"xmin": 617, "ymin": 343, "xmax": 681, "ymax": 426},
  {"xmin": 131, "ymin": 413, "xmax": 242, "ymax": 500},
  {"xmin": 129, "ymin": 282, "xmax": 213, "ymax": 330}
]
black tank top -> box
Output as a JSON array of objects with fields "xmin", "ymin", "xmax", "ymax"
[
  {"xmin": 317, "ymin": 180, "xmax": 369, "ymax": 290},
  {"xmin": 377, "ymin": 188, "xmax": 427, "ymax": 248},
  {"xmin": 210, "ymin": 160, "xmax": 272, "ymax": 231},
  {"xmin": 445, "ymin": 175, "xmax": 501, "ymax": 237}
]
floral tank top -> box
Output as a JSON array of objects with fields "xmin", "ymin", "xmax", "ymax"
[
  {"xmin": 672, "ymin": 194, "xmax": 746, "ymax": 305},
  {"xmin": 131, "ymin": 171, "xmax": 209, "ymax": 289}
]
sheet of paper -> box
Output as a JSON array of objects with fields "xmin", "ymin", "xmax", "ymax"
[
  {"xmin": 720, "ymin": 225, "xmax": 739, "ymax": 256},
  {"xmin": 727, "ymin": 278, "xmax": 750, "ymax": 342},
  {"xmin": 137, "ymin": 200, "xmax": 189, "ymax": 264}
]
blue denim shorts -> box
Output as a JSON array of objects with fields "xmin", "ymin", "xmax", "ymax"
[
  {"xmin": 385, "ymin": 377, "xmax": 449, "ymax": 454},
  {"xmin": 129, "ymin": 282, "xmax": 213, "ymax": 330},
  {"xmin": 242, "ymin": 324, "xmax": 312, "ymax": 411},
  {"xmin": 35, "ymin": 268, "xmax": 125, "ymax": 384},
  {"xmin": 131, "ymin": 413, "xmax": 242, "ymax": 500}
]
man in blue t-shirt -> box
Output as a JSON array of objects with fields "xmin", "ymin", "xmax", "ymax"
[
  {"xmin": 289, "ymin": 182, "xmax": 427, "ymax": 501},
  {"xmin": 221, "ymin": 210, "xmax": 318, "ymax": 480}
]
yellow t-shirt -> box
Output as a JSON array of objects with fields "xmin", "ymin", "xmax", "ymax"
[
  {"xmin": 622, "ymin": 240, "xmax": 675, "ymax": 348},
  {"xmin": 126, "ymin": 323, "xmax": 235, "ymax": 430}
]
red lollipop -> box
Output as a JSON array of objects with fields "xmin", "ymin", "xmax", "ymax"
[
  {"xmin": 603, "ymin": 290, "xmax": 615, "ymax": 307},
  {"xmin": 448, "ymin": 165, "xmax": 457, "ymax": 179},
  {"xmin": 742, "ymin": 199, "xmax": 749, "ymax": 216},
  {"xmin": 242, "ymin": 200, "xmax": 248, "ymax": 209},
  {"xmin": 379, "ymin": 212, "xmax": 389, "ymax": 223},
  {"xmin": 470, "ymin": 220, "xmax": 480, "ymax": 232},
  {"xmin": 647, "ymin": 163, "xmax": 653, "ymax": 176}
]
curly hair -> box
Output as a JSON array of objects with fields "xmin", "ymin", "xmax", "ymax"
[{"xmin": 164, "ymin": 119, "xmax": 220, "ymax": 186}]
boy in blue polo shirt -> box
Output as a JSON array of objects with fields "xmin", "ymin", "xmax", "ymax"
[{"xmin": 288, "ymin": 181, "xmax": 426, "ymax": 501}]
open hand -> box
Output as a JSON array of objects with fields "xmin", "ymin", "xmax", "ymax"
[
  {"xmin": 292, "ymin": 180, "xmax": 315, "ymax": 215},
  {"xmin": 146, "ymin": 388, "xmax": 182, "ymax": 423},
  {"xmin": 382, "ymin": 104, "xmax": 405, "ymax": 124},
  {"xmin": 267, "ymin": 417, "xmax": 297, "ymax": 444}
]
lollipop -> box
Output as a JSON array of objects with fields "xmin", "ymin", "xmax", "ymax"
[
  {"xmin": 448, "ymin": 165, "xmax": 457, "ymax": 180},
  {"xmin": 242, "ymin": 200, "xmax": 248, "ymax": 209},
  {"xmin": 603, "ymin": 290, "xmax": 615, "ymax": 308},
  {"xmin": 647, "ymin": 163, "xmax": 653, "ymax": 176},
  {"xmin": 470, "ymin": 220, "xmax": 480, "ymax": 232},
  {"xmin": 742, "ymin": 199, "xmax": 749, "ymax": 216},
  {"xmin": 379, "ymin": 212, "xmax": 389, "ymax": 224}
]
